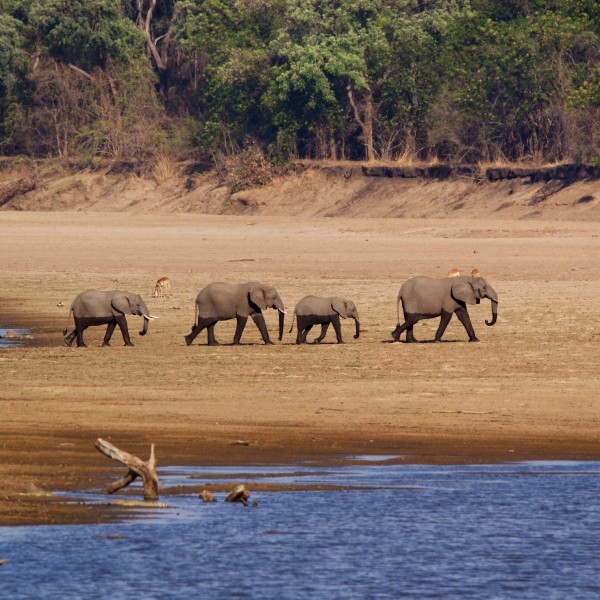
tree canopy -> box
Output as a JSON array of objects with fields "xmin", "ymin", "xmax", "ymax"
[{"xmin": 0, "ymin": 0, "xmax": 598, "ymax": 164}]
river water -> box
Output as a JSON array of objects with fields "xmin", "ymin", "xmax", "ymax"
[
  {"xmin": 0, "ymin": 328, "xmax": 32, "ymax": 348},
  {"xmin": 2, "ymin": 459, "xmax": 600, "ymax": 599}
]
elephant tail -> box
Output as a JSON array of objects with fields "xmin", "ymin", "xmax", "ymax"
[
  {"xmin": 63, "ymin": 306, "xmax": 73, "ymax": 335},
  {"xmin": 288, "ymin": 308, "xmax": 297, "ymax": 333},
  {"xmin": 396, "ymin": 293, "xmax": 402, "ymax": 325}
]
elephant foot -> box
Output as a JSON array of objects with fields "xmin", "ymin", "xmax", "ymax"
[
  {"xmin": 76, "ymin": 343, "xmax": 87, "ymax": 348},
  {"xmin": 312, "ymin": 339, "xmax": 321, "ymax": 344},
  {"xmin": 264, "ymin": 340, "xmax": 274, "ymax": 345},
  {"xmin": 124, "ymin": 342, "xmax": 134, "ymax": 347},
  {"xmin": 64, "ymin": 338, "xmax": 74, "ymax": 347},
  {"xmin": 207, "ymin": 341, "xmax": 220, "ymax": 346},
  {"xmin": 391, "ymin": 328, "xmax": 401, "ymax": 341},
  {"xmin": 469, "ymin": 337, "xmax": 480, "ymax": 343},
  {"xmin": 184, "ymin": 335, "xmax": 193, "ymax": 346},
  {"xmin": 102, "ymin": 342, "xmax": 111, "ymax": 347},
  {"xmin": 336, "ymin": 340, "xmax": 345, "ymax": 344},
  {"xmin": 433, "ymin": 338, "xmax": 442, "ymax": 343}
]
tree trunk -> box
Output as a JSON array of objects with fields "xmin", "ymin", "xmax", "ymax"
[
  {"xmin": 95, "ymin": 438, "xmax": 159, "ymax": 500},
  {"xmin": 347, "ymin": 83, "xmax": 375, "ymax": 162}
]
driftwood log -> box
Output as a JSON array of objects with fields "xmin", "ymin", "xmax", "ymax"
[
  {"xmin": 225, "ymin": 484, "xmax": 250, "ymax": 506},
  {"xmin": 199, "ymin": 490, "xmax": 216, "ymax": 503},
  {"xmin": 95, "ymin": 438, "xmax": 159, "ymax": 500}
]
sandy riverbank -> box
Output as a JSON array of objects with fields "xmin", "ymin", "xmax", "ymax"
[{"xmin": 1, "ymin": 212, "xmax": 600, "ymax": 524}]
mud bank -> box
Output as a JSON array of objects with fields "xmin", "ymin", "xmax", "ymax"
[{"xmin": 0, "ymin": 159, "xmax": 599, "ymax": 219}]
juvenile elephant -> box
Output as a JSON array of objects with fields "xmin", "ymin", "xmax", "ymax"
[
  {"xmin": 184, "ymin": 281, "xmax": 285, "ymax": 346},
  {"xmin": 290, "ymin": 296, "xmax": 360, "ymax": 344},
  {"xmin": 64, "ymin": 290, "xmax": 155, "ymax": 347},
  {"xmin": 391, "ymin": 274, "xmax": 498, "ymax": 343}
]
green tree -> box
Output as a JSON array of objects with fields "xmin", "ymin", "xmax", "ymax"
[
  {"xmin": 447, "ymin": 0, "xmax": 600, "ymax": 161},
  {"xmin": 175, "ymin": 0, "xmax": 286, "ymax": 156},
  {"xmin": 29, "ymin": 0, "xmax": 143, "ymax": 71},
  {"xmin": 0, "ymin": 10, "xmax": 29, "ymax": 153},
  {"xmin": 269, "ymin": 0, "xmax": 470, "ymax": 161}
]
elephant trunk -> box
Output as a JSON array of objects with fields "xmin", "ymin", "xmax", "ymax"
[
  {"xmin": 354, "ymin": 319, "xmax": 360, "ymax": 339},
  {"xmin": 486, "ymin": 299, "xmax": 498, "ymax": 327},
  {"xmin": 278, "ymin": 309, "xmax": 285, "ymax": 342},
  {"xmin": 140, "ymin": 315, "xmax": 150, "ymax": 336}
]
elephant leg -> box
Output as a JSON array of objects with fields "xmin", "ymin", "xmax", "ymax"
[
  {"xmin": 406, "ymin": 325, "xmax": 417, "ymax": 343},
  {"xmin": 403, "ymin": 310, "xmax": 418, "ymax": 342},
  {"xmin": 434, "ymin": 311, "xmax": 453, "ymax": 342},
  {"xmin": 456, "ymin": 307, "xmax": 479, "ymax": 342},
  {"xmin": 102, "ymin": 321, "xmax": 117, "ymax": 347},
  {"xmin": 74, "ymin": 318, "xmax": 87, "ymax": 348},
  {"xmin": 300, "ymin": 323, "xmax": 313, "ymax": 344},
  {"xmin": 115, "ymin": 315, "xmax": 133, "ymax": 346},
  {"xmin": 313, "ymin": 323, "xmax": 329, "ymax": 344},
  {"xmin": 233, "ymin": 315, "xmax": 249, "ymax": 344},
  {"xmin": 251, "ymin": 313, "xmax": 272, "ymax": 345},
  {"xmin": 206, "ymin": 321, "xmax": 220, "ymax": 346},
  {"xmin": 392, "ymin": 315, "xmax": 420, "ymax": 342},
  {"xmin": 64, "ymin": 329, "xmax": 77, "ymax": 347},
  {"xmin": 185, "ymin": 317, "xmax": 213, "ymax": 346},
  {"xmin": 331, "ymin": 314, "xmax": 344, "ymax": 344},
  {"xmin": 296, "ymin": 316, "xmax": 309, "ymax": 344}
]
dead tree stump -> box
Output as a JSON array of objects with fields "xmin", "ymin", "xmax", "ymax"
[{"xmin": 95, "ymin": 438, "xmax": 159, "ymax": 500}]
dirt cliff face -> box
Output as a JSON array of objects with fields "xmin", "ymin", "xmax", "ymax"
[{"xmin": 0, "ymin": 159, "xmax": 598, "ymax": 220}]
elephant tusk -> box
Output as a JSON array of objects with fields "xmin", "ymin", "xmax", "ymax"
[
  {"xmin": 278, "ymin": 309, "xmax": 286, "ymax": 314},
  {"xmin": 142, "ymin": 314, "xmax": 159, "ymax": 320}
]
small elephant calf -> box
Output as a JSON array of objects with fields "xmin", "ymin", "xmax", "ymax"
[{"xmin": 290, "ymin": 296, "xmax": 360, "ymax": 344}]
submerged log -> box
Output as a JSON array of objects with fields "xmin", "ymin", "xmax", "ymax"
[
  {"xmin": 225, "ymin": 484, "xmax": 250, "ymax": 506},
  {"xmin": 199, "ymin": 490, "xmax": 216, "ymax": 503},
  {"xmin": 95, "ymin": 438, "xmax": 159, "ymax": 500}
]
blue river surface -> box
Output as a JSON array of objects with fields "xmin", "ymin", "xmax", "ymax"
[
  {"xmin": 1, "ymin": 459, "xmax": 600, "ymax": 599},
  {"xmin": 0, "ymin": 328, "xmax": 32, "ymax": 348}
]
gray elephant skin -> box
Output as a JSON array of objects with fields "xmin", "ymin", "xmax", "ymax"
[
  {"xmin": 391, "ymin": 275, "xmax": 498, "ymax": 342},
  {"xmin": 184, "ymin": 281, "xmax": 285, "ymax": 346},
  {"xmin": 290, "ymin": 296, "xmax": 360, "ymax": 344},
  {"xmin": 64, "ymin": 290, "xmax": 154, "ymax": 347}
]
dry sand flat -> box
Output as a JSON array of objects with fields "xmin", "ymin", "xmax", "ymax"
[{"xmin": 1, "ymin": 212, "xmax": 600, "ymax": 523}]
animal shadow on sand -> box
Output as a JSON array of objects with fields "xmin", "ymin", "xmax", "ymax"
[{"xmin": 382, "ymin": 339, "xmax": 465, "ymax": 344}]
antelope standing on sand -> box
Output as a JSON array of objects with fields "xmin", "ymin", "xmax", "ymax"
[
  {"xmin": 153, "ymin": 277, "xmax": 171, "ymax": 298},
  {"xmin": 449, "ymin": 268, "xmax": 480, "ymax": 278}
]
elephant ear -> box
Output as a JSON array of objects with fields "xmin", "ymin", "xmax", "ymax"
[
  {"xmin": 249, "ymin": 287, "xmax": 267, "ymax": 310},
  {"xmin": 331, "ymin": 298, "xmax": 347, "ymax": 319},
  {"xmin": 452, "ymin": 281, "xmax": 477, "ymax": 305},
  {"xmin": 111, "ymin": 293, "xmax": 132, "ymax": 314}
]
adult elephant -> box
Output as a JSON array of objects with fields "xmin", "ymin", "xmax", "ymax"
[
  {"xmin": 184, "ymin": 281, "xmax": 285, "ymax": 346},
  {"xmin": 289, "ymin": 296, "xmax": 360, "ymax": 344},
  {"xmin": 64, "ymin": 290, "xmax": 155, "ymax": 347},
  {"xmin": 391, "ymin": 274, "xmax": 498, "ymax": 343}
]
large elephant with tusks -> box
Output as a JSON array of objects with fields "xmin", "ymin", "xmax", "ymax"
[
  {"xmin": 64, "ymin": 290, "xmax": 155, "ymax": 347},
  {"xmin": 184, "ymin": 281, "xmax": 286, "ymax": 346}
]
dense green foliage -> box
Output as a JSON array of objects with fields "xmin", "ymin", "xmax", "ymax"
[{"xmin": 0, "ymin": 0, "xmax": 598, "ymax": 163}]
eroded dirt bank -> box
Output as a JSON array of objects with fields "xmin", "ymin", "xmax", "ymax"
[
  {"xmin": 2, "ymin": 213, "xmax": 600, "ymax": 524},
  {"xmin": 1, "ymin": 159, "xmax": 599, "ymax": 220}
]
